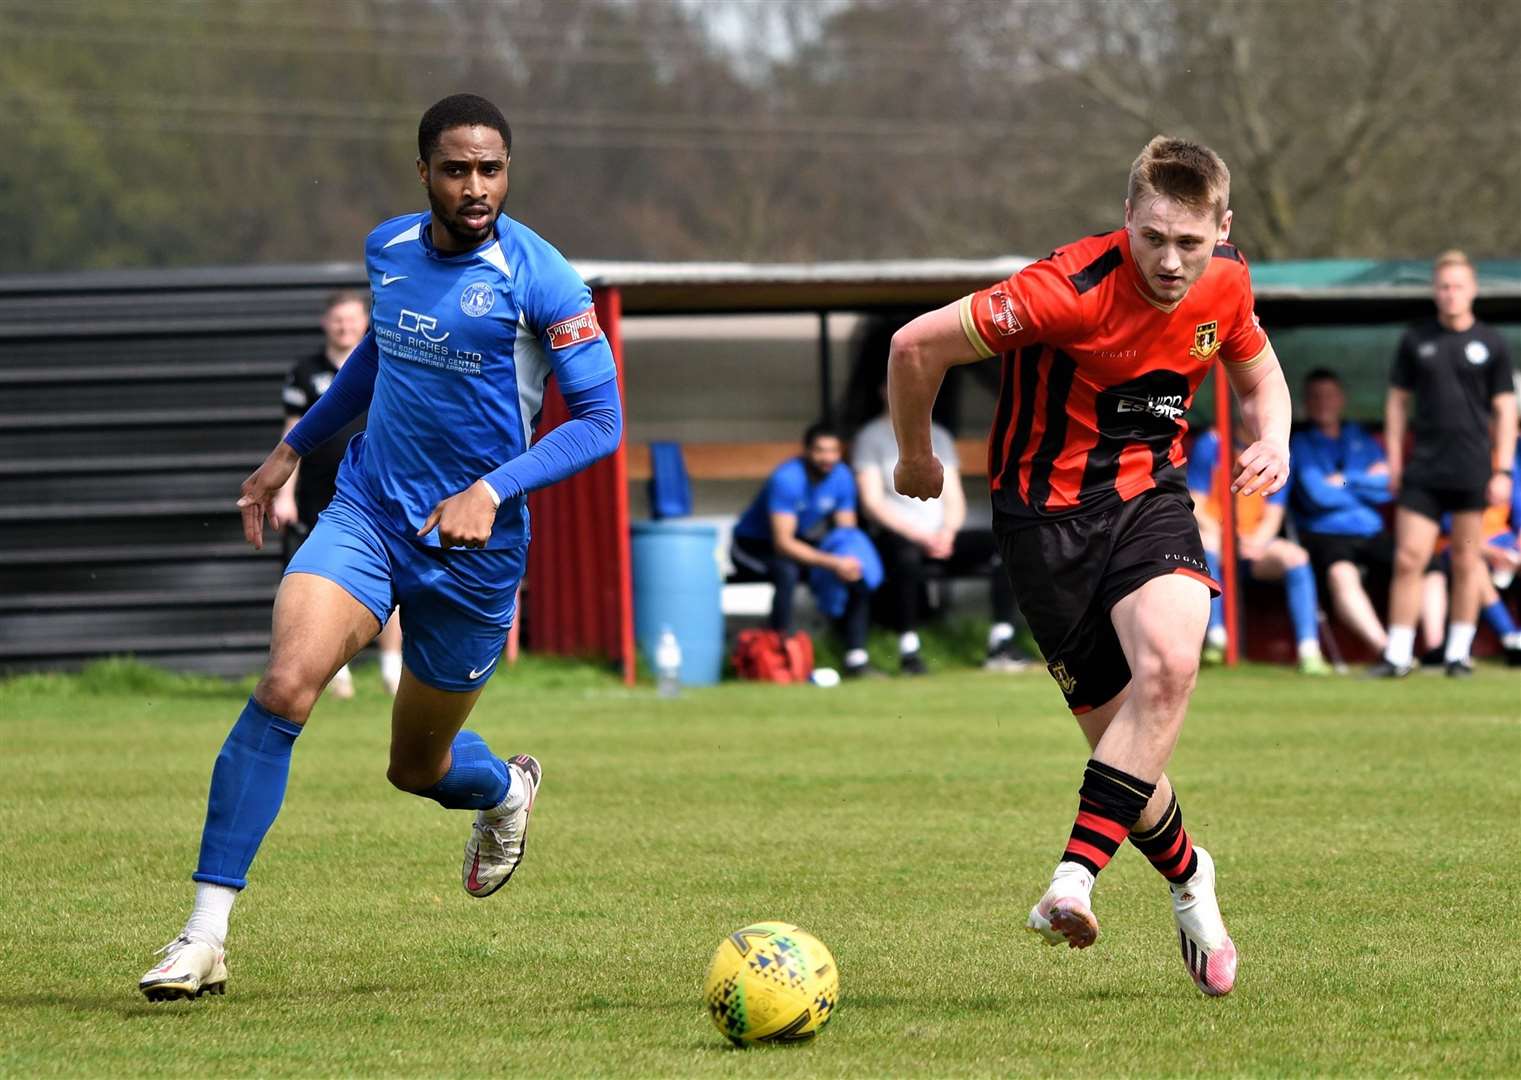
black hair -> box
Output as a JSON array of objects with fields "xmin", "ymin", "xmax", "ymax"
[
  {"xmin": 1303, "ymin": 367, "xmax": 1342, "ymax": 386},
  {"xmin": 418, "ymin": 94, "xmax": 512, "ymax": 162},
  {"xmin": 803, "ymin": 421, "xmax": 842, "ymax": 447}
]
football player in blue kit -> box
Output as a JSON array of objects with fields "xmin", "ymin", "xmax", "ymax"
[{"xmin": 140, "ymin": 95, "xmax": 623, "ymax": 1001}]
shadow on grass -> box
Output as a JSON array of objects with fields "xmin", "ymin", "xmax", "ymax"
[{"xmin": 0, "ymin": 979, "xmax": 438, "ymax": 1020}]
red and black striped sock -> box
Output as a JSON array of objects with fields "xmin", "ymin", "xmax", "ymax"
[
  {"xmin": 1128, "ymin": 792, "xmax": 1199, "ymax": 885},
  {"xmin": 1061, "ymin": 759, "xmax": 1157, "ymax": 877}
]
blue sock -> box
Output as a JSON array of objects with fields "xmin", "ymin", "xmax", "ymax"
[
  {"xmin": 1482, "ymin": 599, "xmax": 1518, "ymax": 637},
  {"xmin": 1285, "ymin": 563, "xmax": 1320, "ymax": 645},
  {"xmin": 1205, "ymin": 551, "xmax": 1225, "ymax": 633},
  {"xmin": 416, "ymin": 730, "xmax": 510, "ymax": 810},
  {"xmin": 193, "ymin": 697, "xmax": 303, "ymax": 890}
]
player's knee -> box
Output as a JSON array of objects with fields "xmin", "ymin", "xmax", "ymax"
[
  {"xmin": 1393, "ymin": 545, "xmax": 1427, "ymax": 576},
  {"xmin": 1327, "ymin": 561, "xmax": 1359, "ymax": 590},
  {"xmin": 1132, "ymin": 643, "xmax": 1198, "ymax": 708},
  {"xmin": 770, "ymin": 560, "xmax": 801, "ymax": 587},
  {"xmin": 1284, "ymin": 544, "xmax": 1308, "ymax": 569},
  {"xmin": 253, "ymin": 665, "xmax": 321, "ymax": 723},
  {"xmin": 1448, "ymin": 545, "xmax": 1482, "ymax": 573}
]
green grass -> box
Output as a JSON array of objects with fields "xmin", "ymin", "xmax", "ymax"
[{"xmin": 1, "ymin": 657, "xmax": 1518, "ymax": 1077}]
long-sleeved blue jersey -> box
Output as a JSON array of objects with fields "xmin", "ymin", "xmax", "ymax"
[{"xmin": 286, "ymin": 212, "xmax": 621, "ymax": 549}]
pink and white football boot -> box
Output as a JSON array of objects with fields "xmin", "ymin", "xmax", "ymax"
[
  {"xmin": 1026, "ymin": 862, "xmax": 1100, "ymax": 949},
  {"xmin": 1171, "ymin": 846, "xmax": 1237, "ymax": 996}
]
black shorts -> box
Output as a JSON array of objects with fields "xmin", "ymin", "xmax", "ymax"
[
  {"xmin": 993, "ymin": 489, "xmax": 1218, "ymax": 714},
  {"xmin": 1398, "ymin": 481, "xmax": 1487, "ymax": 521},
  {"xmin": 1301, "ymin": 530, "xmax": 1394, "ymax": 579}
]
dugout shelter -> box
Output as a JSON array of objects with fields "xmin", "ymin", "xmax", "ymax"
[{"xmin": 1, "ymin": 258, "xmax": 1518, "ymax": 681}]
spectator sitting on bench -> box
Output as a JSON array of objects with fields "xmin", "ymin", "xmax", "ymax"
[
  {"xmin": 1189, "ymin": 426, "xmax": 1331, "ymax": 675},
  {"xmin": 1289, "ymin": 367, "xmax": 1394, "ymax": 657},
  {"xmin": 852, "ymin": 386, "xmax": 1033, "ymax": 675},
  {"xmin": 730, "ymin": 422, "xmax": 877, "ymax": 678}
]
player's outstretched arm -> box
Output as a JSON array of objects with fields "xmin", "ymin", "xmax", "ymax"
[
  {"xmin": 888, "ymin": 302, "xmax": 980, "ymax": 500},
  {"xmin": 283, "ymin": 331, "xmax": 380, "ymax": 458},
  {"xmin": 236, "ymin": 443, "xmax": 300, "ymax": 550},
  {"xmin": 237, "ymin": 332, "xmax": 381, "ymax": 549},
  {"xmin": 1225, "ymin": 340, "xmax": 1292, "ymax": 497}
]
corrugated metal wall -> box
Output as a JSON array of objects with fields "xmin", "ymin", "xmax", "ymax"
[{"xmin": 0, "ymin": 266, "xmax": 365, "ymax": 675}]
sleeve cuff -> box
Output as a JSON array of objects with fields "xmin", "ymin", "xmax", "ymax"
[
  {"xmin": 1224, "ymin": 340, "xmax": 1271, "ymax": 371},
  {"xmin": 957, "ymin": 295, "xmax": 996, "ymax": 360},
  {"xmin": 481, "ymin": 480, "xmax": 503, "ymax": 508}
]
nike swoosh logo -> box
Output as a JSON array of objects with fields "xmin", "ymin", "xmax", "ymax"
[
  {"xmin": 467, "ymin": 852, "xmax": 484, "ymax": 892},
  {"xmin": 468, "ymin": 656, "xmax": 498, "ymax": 680},
  {"xmin": 381, "ymin": 273, "xmax": 407, "ymax": 286}
]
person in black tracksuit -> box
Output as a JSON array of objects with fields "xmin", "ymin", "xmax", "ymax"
[{"xmin": 1372, "ymin": 251, "xmax": 1517, "ymax": 677}]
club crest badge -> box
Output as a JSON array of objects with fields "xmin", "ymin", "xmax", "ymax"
[
  {"xmin": 1465, "ymin": 340, "xmax": 1490, "ymax": 365},
  {"xmin": 1048, "ymin": 660, "xmax": 1077, "ymax": 695},
  {"xmin": 1189, "ymin": 320, "xmax": 1222, "ymax": 361},
  {"xmin": 459, "ymin": 281, "xmax": 496, "ymax": 318}
]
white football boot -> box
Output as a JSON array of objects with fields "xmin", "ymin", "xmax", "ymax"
[
  {"xmin": 462, "ymin": 754, "xmax": 541, "ymax": 898},
  {"xmin": 139, "ymin": 935, "xmax": 227, "ymax": 1002},
  {"xmin": 1171, "ymin": 846, "xmax": 1238, "ymax": 996},
  {"xmin": 1026, "ymin": 862, "xmax": 1100, "ymax": 949}
]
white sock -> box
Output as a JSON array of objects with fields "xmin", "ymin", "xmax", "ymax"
[
  {"xmin": 379, "ymin": 650, "xmax": 402, "ymax": 690},
  {"xmin": 1297, "ymin": 639, "xmax": 1323, "ymax": 661},
  {"xmin": 1503, "ymin": 631, "xmax": 1521, "ymax": 650},
  {"xmin": 987, "ymin": 622, "xmax": 1015, "ymax": 649},
  {"xmin": 1444, "ymin": 622, "xmax": 1477, "ymax": 663},
  {"xmin": 1205, "ymin": 625, "xmax": 1227, "ymax": 649},
  {"xmin": 844, "ymin": 648, "xmax": 869, "ymax": 669},
  {"xmin": 898, "ymin": 631, "xmax": 921, "ymax": 656},
  {"xmin": 1385, "ymin": 625, "xmax": 1415, "ymax": 666},
  {"xmin": 333, "ymin": 663, "xmax": 352, "ymax": 681},
  {"xmin": 183, "ymin": 882, "xmax": 237, "ymax": 948}
]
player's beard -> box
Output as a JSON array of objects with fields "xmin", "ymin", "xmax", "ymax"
[{"xmin": 427, "ymin": 186, "xmax": 497, "ymax": 249}]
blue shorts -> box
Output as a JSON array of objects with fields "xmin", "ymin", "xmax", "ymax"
[{"xmin": 285, "ymin": 491, "xmax": 527, "ymax": 692}]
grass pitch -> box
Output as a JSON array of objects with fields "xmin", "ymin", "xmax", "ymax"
[{"xmin": 1, "ymin": 656, "xmax": 1518, "ymax": 1077}]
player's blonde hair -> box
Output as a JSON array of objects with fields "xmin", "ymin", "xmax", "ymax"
[
  {"xmin": 1128, "ymin": 136, "xmax": 1231, "ymax": 221},
  {"xmin": 1433, "ymin": 249, "xmax": 1474, "ymax": 275}
]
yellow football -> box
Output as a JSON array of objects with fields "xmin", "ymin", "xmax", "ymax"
[{"xmin": 703, "ymin": 921, "xmax": 839, "ymax": 1045}]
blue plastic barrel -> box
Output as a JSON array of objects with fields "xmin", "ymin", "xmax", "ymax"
[{"xmin": 630, "ymin": 520, "xmax": 723, "ymax": 686}]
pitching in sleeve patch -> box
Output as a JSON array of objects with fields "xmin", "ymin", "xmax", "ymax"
[{"xmin": 546, "ymin": 307, "xmax": 602, "ymax": 350}]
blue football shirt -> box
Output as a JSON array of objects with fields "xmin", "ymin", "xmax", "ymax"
[
  {"xmin": 734, "ymin": 458, "xmax": 857, "ymax": 543},
  {"xmin": 337, "ymin": 212, "xmax": 617, "ymax": 548}
]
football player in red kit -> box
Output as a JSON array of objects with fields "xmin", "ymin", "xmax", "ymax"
[{"xmin": 888, "ymin": 136, "xmax": 1293, "ymax": 996}]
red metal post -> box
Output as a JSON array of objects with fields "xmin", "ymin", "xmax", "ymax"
[
  {"xmin": 522, "ymin": 286, "xmax": 634, "ymax": 683},
  {"xmin": 597, "ymin": 287, "xmax": 636, "ymax": 686},
  {"xmin": 1213, "ymin": 366, "xmax": 1238, "ymax": 666}
]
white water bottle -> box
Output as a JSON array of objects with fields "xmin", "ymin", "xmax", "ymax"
[{"xmin": 655, "ymin": 627, "xmax": 682, "ymax": 698}]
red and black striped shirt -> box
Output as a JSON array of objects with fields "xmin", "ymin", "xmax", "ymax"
[{"xmin": 959, "ymin": 229, "xmax": 1269, "ymax": 521}]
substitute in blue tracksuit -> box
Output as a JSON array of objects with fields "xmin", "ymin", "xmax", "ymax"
[{"xmin": 1289, "ymin": 368, "xmax": 1394, "ymax": 656}]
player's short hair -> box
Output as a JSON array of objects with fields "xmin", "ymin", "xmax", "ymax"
[
  {"xmin": 323, "ymin": 289, "xmax": 368, "ymax": 314},
  {"xmin": 803, "ymin": 421, "xmax": 842, "ymax": 448},
  {"xmin": 418, "ymin": 94, "xmax": 512, "ymax": 162},
  {"xmin": 1303, "ymin": 367, "xmax": 1342, "ymax": 387},
  {"xmin": 1128, "ymin": 136, "xmax": 1231, "ymax": 221},
  {"xmin": 1433, "ymin": 249, "xmax": 1473, "ymax": 275}
]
